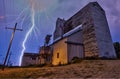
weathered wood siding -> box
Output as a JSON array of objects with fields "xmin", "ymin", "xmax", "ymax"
[{"xmin": 67, "ymin": 30, "xmax": 84, "ymax": 62}]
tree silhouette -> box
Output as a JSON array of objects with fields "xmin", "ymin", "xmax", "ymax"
[{"xmin": 114, "ymin": 42, "xmax": 120, "ymax": 58}]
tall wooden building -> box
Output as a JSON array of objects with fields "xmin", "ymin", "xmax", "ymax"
[{"xmin": 52, "ymin": 2, "xmax": 116, "ymax": 65}]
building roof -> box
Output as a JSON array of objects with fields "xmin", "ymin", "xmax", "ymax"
[
  {"xmin": 23, "ymin": 52, "xmax": 39, "ymax": 57},
  {"xmin": 63, "ymin": 24, "xmax": 82, "ymax": 37},
  {"xmin": 52, "ymin": 24, "xmax": 82, "ymax": 44}
]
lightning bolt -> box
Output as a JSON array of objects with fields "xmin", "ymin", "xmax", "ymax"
[{"xmin": 19, "ymin": 2, "xmax": 35, "ymax": 66}]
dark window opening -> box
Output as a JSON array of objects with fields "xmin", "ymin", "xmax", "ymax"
[
  {"xmin": 57, "ymin": 53, "xmax": 59, "ymax": 58},
  {"xmin": 31, "ymin": 57, "xmax": 36, "ymax": 60},
  {"xmin": 93, "ymin": 3, "xmax": 96, "ymax": 7}
]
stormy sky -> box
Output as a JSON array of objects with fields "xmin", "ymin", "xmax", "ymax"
[{"xmin": 0, "ymin": 0, "xmax": 120, "ymax": 66}]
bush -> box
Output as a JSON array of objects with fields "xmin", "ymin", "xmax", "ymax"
[{"xmin": 71, "ymin": 57, "xmax": 83, "ymax": 63}]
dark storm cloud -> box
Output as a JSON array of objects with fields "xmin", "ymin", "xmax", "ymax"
[{"xmin": 99, "ymin": 0, "xmax": 120, "ymax": 41}]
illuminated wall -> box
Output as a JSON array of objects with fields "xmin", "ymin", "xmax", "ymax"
[{"xmin": 52, "ymin": 38, "xmax": 68, "ymax": 65}]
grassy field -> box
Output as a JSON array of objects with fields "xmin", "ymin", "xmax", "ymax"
[{"xmin": 0, "ymin": 60, "xmax": 120, "ymax": 78}]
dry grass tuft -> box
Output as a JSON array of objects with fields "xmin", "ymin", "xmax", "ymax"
[{"xmin": 0, "ymin": 60, "xmax": 120, "ymax": 78}]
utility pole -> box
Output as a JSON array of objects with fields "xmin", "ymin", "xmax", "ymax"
[
  {"xmin": 2, "ymin": 23, "xmax": 22, "ymax": 71},
  {"xmin": 7, "ymin": 51, "xmax": 12, "ymax": 66},
  {"xmin": 0, "ymin": 55, "xmax": 2, "ymax": 65}
]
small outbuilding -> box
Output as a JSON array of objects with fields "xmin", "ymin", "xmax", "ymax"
[{"xmin": 21, "ymin": 52, "xmax": 39, "ymax": 66}]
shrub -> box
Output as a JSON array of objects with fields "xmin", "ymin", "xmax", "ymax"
[{"xmin": 71, "ymin": 57, "xmax": 83, "ymax": 63}]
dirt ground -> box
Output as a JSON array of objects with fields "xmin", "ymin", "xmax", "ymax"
[{"xmin": 0, "ymin": 60, "xmax": 120, "ymax": 78}]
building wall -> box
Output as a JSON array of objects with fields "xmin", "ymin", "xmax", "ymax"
[
  {"xmin": 39, "ymin": 46, "xmax": 52, "ymax": 64},
  {"xmin": 22, "ymin": 55, "xmax": 39, "ymax": 66},
  {"xmin": 67, "ymin": 30, "xmax": 84, "ymax": 61},
  {"xmin": 52, "ymin": 38, "xmax": 68, "ymax": 65},
  {"xmin": 64, "ymin": 2, "xmax": 99, "ymax": 57},
  {"xmin": 91, "ymin": 3, "xmax": 116, "ymax": 58},
  {"xmin": 54, "ymin": 18, "xmax": 66, "ymax": 40},
  {"xmin": 68, "ymin": 44, "xmax": 84, "ymax": 61},
  {"xmin": 67, "ymin": 28, "xmax": 83, "ymax": 43},
  {"xmin": 39, "ymin": 57, "xmax": 45, "ymax": 64},
  {"xmin": 63, "ymin": 2, "xmax": 116, "ymax": 58},
  {"xmin": 81, "ymin": 7, "xmax": 99, "ymax": 57}
]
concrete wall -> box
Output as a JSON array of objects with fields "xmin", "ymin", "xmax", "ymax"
[
  {"xmin": 91, "ymin": 2, "xmax": 116, "ymax": 58},
  {"xmin": 52, "ymin": 2, "xmax": 116, "ymax": 66},
  {"xmin": 63, "ymin": 2, "xmax": 116, "ymax": 58},
  {"xmin": 64, "ymin": 2, "xmax": 99, "ymax": 57},
  {"xmin": 52, "ymin": 38, "xmax": 68, "ymax": 65}
]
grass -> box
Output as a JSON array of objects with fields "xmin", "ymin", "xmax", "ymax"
[
  {"xmin": 0, "ymin": 60, "xmax": 120, "ymax": 78},
  {"xmin": 0, "ymin": 67, "xmax": 56, "ymax": 78},
  {"xmin": 0, "ymin": 68, "xmax": 36, "ymax": 78}
]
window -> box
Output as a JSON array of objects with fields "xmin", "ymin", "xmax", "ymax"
[{"xmin": 57, "ymin": 53, "xmax": 59, "ymax": 58}]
